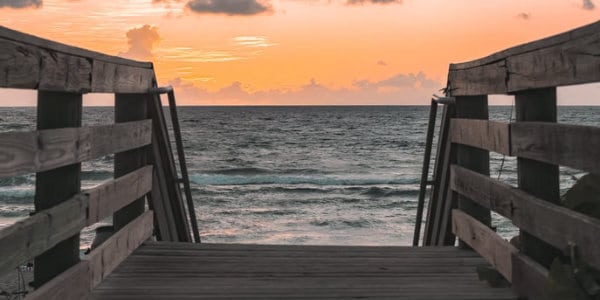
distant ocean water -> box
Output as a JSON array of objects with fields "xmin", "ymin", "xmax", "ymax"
[{"xmin": 0, "ymin": 106, "xmax": 598, "ymax": 247}]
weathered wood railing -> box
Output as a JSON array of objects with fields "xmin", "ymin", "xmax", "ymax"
[
  {"xmin": 0, "ymin": 25, "xmax": 193, "ymax": 299},
  {"xmin": 439, "ymin": 20, "xmax": 600, "ymax": 299}
]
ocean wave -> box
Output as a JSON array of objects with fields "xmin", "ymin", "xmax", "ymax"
[
  {"xmin": 361, "ymin": 187, "xmax": 419, "ymax": 197},
  {"xmin": 190, "ymin": 173, "xmax": 417, "ymax": 186}
]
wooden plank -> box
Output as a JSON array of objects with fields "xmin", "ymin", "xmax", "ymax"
[
  {"xmin": 451, "ymin": 165, "xmax": 600, "ymax": 271},
  {"xmin": 423, "ymin": 103, "xmax": 454, "ymax": 245},
  {"xmin": 147, "ymin": 154, "xmax": 177, "ymax": 241},
  {"xmin": 91, "ymin": 61, "xmax": 155, "ymax": 93},
  {"xmin": 511, "ymin": 122, "xmax": 600, "ymax": 174},
  {"xmin": 448, "ymin": 20, "xmax": 600, "ymax": 95},
  {"xmin": 86, "ymin": 210, "xmax": 154, "ymax": 288},
  {"xmin": 0, "ymin": 25, "xmax": 151, "ymax": 68},
  {"xmin": 413, "ymin": 100, "xmax": 437, "ymax": 246},
  {"xmin": 0, "ymin": 194, "xmax": 87, "ymax": 276},
  {"xmin": 38, "ymin": 50, "xmax": 92, "ymax": 92},
  {"xmin": 148, "ymin": 93, "xmax": 191, "ymax": 242},
  {"xmin": 89, "ymin": 243, "xmax": 517, "ymax": 299},
  {"xmin": 27, "ymin": 211, "xmax": 154, "ymax": 300},
  {"xmin": 506, "ymin": 31, "xmax": 600, "ymax": 92},
  {"xmin": 449, "ymin": 119, "xmax": 510, "ymax": 155},
  {"xmin": 87, "ymin": 166, "xmax": 153, "ymax": 225},
  {"xmin": 26, "ymin": 261, "xmax": 91, "ymax": 300},
  {"xmin": 451, "ymin": 209, "xmax": 516, "ymax": 281},
  {"xmin": 0, "ymin": 34, "xmax": 154, "ymax": 93},
  {"xmin": 515, "ymin": 88, "xmax": 562, "ymax": 268},
  {"xmin": 511, "ymin": 253, "xmax": 550, "ymax": 300},
  {"xmin": 447, "ymin": 60, "xmax": 507, "ymax": 96},
  {"xmin": 453, "ymin": 96, "xmax": 491, "ymax": 248},
  {"xmin": 113, "ymin": 94, "xmax": 149, "ymax": 231},
  {"xmin": 33, "ymin": 91, "xmax": 82, "ymax": 287},
  {"xmin": 0, "ymin": 119, "xmax": 152, "ymax": 179}
]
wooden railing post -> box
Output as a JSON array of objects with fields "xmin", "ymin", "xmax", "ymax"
[
  {"xmin": 34, "ymin": 91, "xmax": 82, "ymax": 287},
  {"xmin": 113, "ymin": 94, "xmax": 149, "ymax": 231},
  {"xmin": 515, "ymin": 88, "xmax": 563, "ymax": 267},
  {"xmin": 453, "ymin": 95, "xmax": 491, "ymax": 247}
]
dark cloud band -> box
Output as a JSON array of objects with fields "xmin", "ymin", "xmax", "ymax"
[
  {"xmin": 0, "ymin": 0, "xmax": 42, "ymax": 8},
  {"xmin": 186, "ymin": 0, "xmax": 272, "ymax": 16}
]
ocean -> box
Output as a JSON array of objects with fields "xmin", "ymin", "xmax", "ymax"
[{"xmin": 0, "ymin": 106, "xmax": 597, "ymax": 247}]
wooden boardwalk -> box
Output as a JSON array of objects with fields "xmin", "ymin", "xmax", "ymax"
[{"xmin": 90, "ymin": 242, "xmax": 516, "ymax": 299}]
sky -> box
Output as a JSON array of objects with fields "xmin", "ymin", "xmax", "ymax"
[{"xmin": 1, "ymin": 0, "xmax": 600, "ymax": 105}]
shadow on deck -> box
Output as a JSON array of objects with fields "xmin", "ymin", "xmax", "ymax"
[{"xmin": 90, "ymin": 242, "xmax": 516, "ymax": 299}]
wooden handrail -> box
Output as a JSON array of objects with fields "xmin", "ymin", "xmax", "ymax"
[
  {"xmin": 0, "ymin": 26, "xmax": 154, "ymax": 93},
  {"xmin": 447, "ymin": 20, "xmax": 600, "ymax": 96},
  {"xmin": 449, "ymin": 119, "xmax": 600, "ymax": 174},
  {"xmin": 0, "ymin": 166, "xmax": 153, "ymax": 277},
  {"xmin": 0, "ymin": 120, "xmax": 152, "ymax": 179}
]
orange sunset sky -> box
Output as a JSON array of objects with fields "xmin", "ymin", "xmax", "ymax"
[{"xmin": 1, "ymin": 0, "xmax": 600, "ymax": 105}]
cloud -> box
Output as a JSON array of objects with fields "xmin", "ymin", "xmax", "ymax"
[
  {"xmin": 347, "ymin": 0, "xmax": 401, "ymax": 5},
  {"xmin": 119, "ymin": 25, "xmax": 160, "ymax": 61},
  {"xmin": 583, "ymin": 0, "xmax": 595, "ymax": 10},
  {"xmin": 186, "ymin": 0, "xmax": 272, "ymax": 16},
  {"xmin": 167, "ymin": 71, "xmax": 442, "ymax": 105},
  {"xmin": 233, "ymin": 36, "xmax": 276, "ymax": 48},
  {"xmin": 0, "ymin": 0, "xmax": 42, "ymax": 8},
  {"xmin": 516, "ymin": 12, "xmax": 530, "ymax": 20}
]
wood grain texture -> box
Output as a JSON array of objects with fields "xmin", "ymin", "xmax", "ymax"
[
  {"xmin": 511, "ymin": 253, "xmax": 550, "ymax": 300},
  {"xmin": 447, "ymin": 20, "xmax": 600, "ymax": 95},
  {"xmin": 0, "ymin": 194, "xmax": 87, "ymax": 276},
  {"xmin": 91, "ymin": 61, "xmax": 155, "ymax": 93},
  {"xmin": 453, "ymin": 96, "xmax": 491, "ymax": 249},
  {"xmin": 450, "ymin": 165, "xmax": 600, "ymax": 271},
  {"xmin": 89, "ymin": 242, "xmax": 516, "ymax": 299},
  {"xmin": 451, "ymin": 209, "xmax": 516, "ymax": 281},
  {"xmin": 113, "ymin": 95, "xmax": 149, "ymax": 231},
  {"xmin": 0, "ymin": 120, "xmax": 152, "ymax": 179},
  {"xmin": 449, "ymin": 119, "xmax": 510, "ymax": 155},
  {"xmin": 26, "ymin": 261, "xmax": 91, "ymax": 300},
  {"xmin": 87, "ymin": 166, "xmax": 153, "ymax": 225},
  {"xmin": 34, "ymin": 91, "xmax": 82, "ymax": 287},
  {"xmin": 0, "ymin": 25, "xmax": 150, "ymax": 68},
  {"xmin": 148, "ymin": 94, "xmax": 191, "ymax": 242},
  {"xmin": 26, "ymin": 211, "xmax": 154, "ymax": 300},
  {"xmin": 511, "ymin": 122, "xmax": 600, "ymax": 174},
  {"xmin": 515, "ymin": 89, "xmax": 562, "ymax": 269},
  {"xmin": 86, "ymin": 210, "xmax": 154, "ymax": 289},
  {"xmin": 0, "ymin": 26, "xmax": 155, "ymax": 93}
]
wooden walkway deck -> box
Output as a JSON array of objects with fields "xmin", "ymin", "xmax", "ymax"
[{"xmin": 90, "ymin": 242, "xmax": 516, "ymax": 299}]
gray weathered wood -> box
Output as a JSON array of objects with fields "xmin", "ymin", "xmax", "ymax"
[
  {"xmin": 89, "ymin": 242, "xmax": 516, "ymax": 299},
  {"xmin": 0, "ymin": 26, "xmax": 154, "ymax": 93},
  {"xmin": 87, "ymin": 166, "xmax": 153, "ymax": 225},
  {"xmin": 448, "ymin": 20, "xmax": 600, "ymax": 95},
  {"xmin": 86, "ymin": 210, "xmax": 154, "ymax": 288},
  {"xmin": 34, "ymin": 91, "xmax": 82, "ymax": 286},
  {"xmin": 515, "ymin": 88, "xmax": 562, "ymax": 268},
  {"xmin": 91, "ymin": 61, "xmax": 155, "ymax": 93},
  {"xmin": 0, "ymin": 194, "xmax": 87, "ymax": 277},
  {"xmin": 423, "ymin": 103, "xmax": 455, "ymax": 246},
  {"xmin": 453, "ymin": 96, "xmax": 491, "ymax": 249},
  {"xmin": 0, "ymin": 120, "xmax": 152, "ymax": 179},
  {"xmin": 113, "ymin": 94, "xmax": 149, "ymax": 231},
  {"xmin": 451, "ymin": 209, "xmax": 516, "ymax": 281},
  {"xmin": 148, "ymin": 93, "xmax": 191, "ymax": 242},
  {"xmin": 26, "ymin": 211, "xmax": 154, "ymax": 300},
  {"xmin": 26, "ymin": 261, "xmax": 91, "ymax": 300},
  {"xmin": 511, "ymin": 253, "xmax": 550, "ymax": 300},
  {"xmin": 450, "ymin": 165, "xmax": 600, "ymax": 271},
  {"xmin": 449, "ymin": 119, "xmax": 510, "ymax": 155},
  {"xmin": 512, "ymin": 122, "xmax": 600, "ymax": 174}
]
